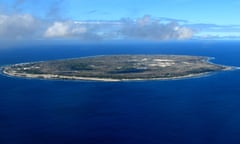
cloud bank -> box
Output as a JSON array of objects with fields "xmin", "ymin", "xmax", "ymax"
[
  {"xmin": 187, "ymin": 23, "xmax": 240, "ymax": 39},
  {"xmin": 0, "ymin": 14, "xmax": 43, "ymax": 40},
  {"xmin": 120, "ymin": 15, "xmax": 193, "ymax": 40},
  {"xmin": 0, "ymin": 13, "xmax": 193, "ymax": 41}
]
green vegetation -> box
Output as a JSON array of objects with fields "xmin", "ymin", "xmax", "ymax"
[{"xmin": 2, "ymin": 55, "xmax": 230, "ymax": 81}]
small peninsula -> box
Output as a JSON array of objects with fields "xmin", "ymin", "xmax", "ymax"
[{"xmin": 2, "ymin": 55, "xmax": 233, "ymax": 81}]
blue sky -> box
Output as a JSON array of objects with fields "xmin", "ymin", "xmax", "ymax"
[
  {"xmin": 0, "ymin": 0, "xmax": 240, "ymax": 42},
  {"xmin": 1, "ymin": 0, "xmax": 239, "ymax": 24},
  {"xmin": 67, "ymin": 0, "xmax": 239, "ymax": 25}
]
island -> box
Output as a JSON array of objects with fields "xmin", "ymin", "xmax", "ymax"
[{"xmin": 1, "ymin": 55, "xmax": 234, "ymax": 81}]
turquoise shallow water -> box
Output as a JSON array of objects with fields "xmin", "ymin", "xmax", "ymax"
[{"xmin": 1, "ymin": 41, "xmax": 240, "ymax": 144}]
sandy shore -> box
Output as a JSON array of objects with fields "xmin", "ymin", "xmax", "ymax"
[{"xmin": 2, "ymin": 67, "xmax": 235, "ymax": 82}]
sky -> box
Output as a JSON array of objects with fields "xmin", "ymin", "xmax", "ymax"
[{"xmin": 0, "ymin": 0, "xmax": 240, "ymax": 43}]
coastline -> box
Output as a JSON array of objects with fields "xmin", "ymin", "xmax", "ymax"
[
  {"xmin": 1, "ymin": 66, "xmax": 236, "ymax": 82},
  {"xmin": 1, "ymin": 55, "xmax": 237, "ymax": 82}
]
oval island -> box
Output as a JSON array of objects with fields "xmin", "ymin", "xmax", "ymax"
[{"xmin": 2, "ymin": 55, "xmax": 234, "ymax": 81}]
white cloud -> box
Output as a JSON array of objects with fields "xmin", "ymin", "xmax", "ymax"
[
  {"xmin": 175, "ymin": 27, "xmax": 193, "ymax": 39},
  {"xmin": 187, "ymin": 23, "xmax": 240, "ymax": 39},
  {"xmin": 0, "ymin": 13, "xmax": 194, "ymax": 41},
  {"xmin": 0, "ymin": 13, "xmax": 41, "ymax": 40},
  {"xmin": 44, "ymin": 22, "xmax": 71, "ymax": 38},
  {"xmin": 120, "ymin": 15, "xmax": 193, "ymax": 40},
  {"xmin": 44, "ymin": 21, "xmax": 94, "ymax": 39}
]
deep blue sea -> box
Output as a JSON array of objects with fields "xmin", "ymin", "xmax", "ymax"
[{"xmin": 1, "ymin": 41, "xmax": 240, "ymax": 144}]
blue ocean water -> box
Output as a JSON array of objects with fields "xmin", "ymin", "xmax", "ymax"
[{"xmin": 0, "ymin": 41, "xmax": 240, "ymax": 144}]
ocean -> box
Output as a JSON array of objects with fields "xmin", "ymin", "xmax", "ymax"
[{"xmin": 0, "ymin": 41, "xmax": 240, "ymax": 144}]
